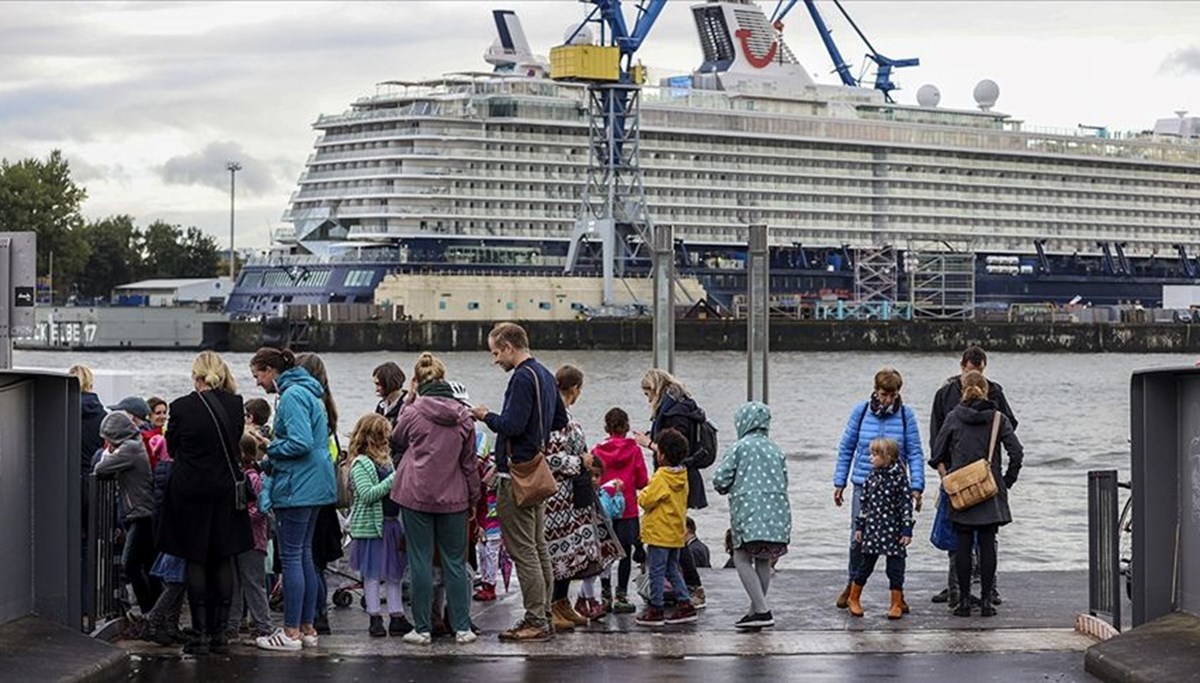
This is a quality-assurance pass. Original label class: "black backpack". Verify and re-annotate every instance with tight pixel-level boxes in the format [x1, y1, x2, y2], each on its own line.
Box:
[690, 417, 719, 469]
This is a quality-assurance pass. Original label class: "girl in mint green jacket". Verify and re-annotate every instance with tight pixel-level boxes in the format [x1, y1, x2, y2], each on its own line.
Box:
[346, 414, 408, 637]
[712, 401, 792, 630]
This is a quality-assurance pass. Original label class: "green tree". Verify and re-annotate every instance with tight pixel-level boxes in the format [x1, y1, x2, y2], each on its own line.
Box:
[76, 215, 144, 299]
[0, 150, 90, 300]
[141, 220, 221, 278]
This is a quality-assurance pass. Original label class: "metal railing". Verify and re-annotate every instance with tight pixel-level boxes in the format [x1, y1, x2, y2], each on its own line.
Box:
[85, 474, 123, 633]
[1088, 469, 1123, 631]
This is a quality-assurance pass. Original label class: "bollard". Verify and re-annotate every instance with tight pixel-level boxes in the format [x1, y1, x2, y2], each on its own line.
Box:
[747, 224, 769, 403]
[652, 224, 675, 373]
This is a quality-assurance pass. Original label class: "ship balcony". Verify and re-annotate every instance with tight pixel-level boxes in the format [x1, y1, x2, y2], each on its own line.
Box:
[271, 227, 298, 243]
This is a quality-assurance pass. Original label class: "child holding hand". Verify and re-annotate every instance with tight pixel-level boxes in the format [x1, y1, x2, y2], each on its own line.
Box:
[849, 437, 914, 619]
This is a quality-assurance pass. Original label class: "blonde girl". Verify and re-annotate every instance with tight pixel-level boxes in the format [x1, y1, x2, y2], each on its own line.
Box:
[346, 413, 409, 637]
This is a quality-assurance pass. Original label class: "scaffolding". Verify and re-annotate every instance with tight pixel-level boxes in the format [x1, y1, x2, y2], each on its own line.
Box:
[854, 245, 899, 303]
[907, 250, 976, 319]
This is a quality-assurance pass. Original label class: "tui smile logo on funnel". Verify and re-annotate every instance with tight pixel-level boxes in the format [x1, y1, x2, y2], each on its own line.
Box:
[735, 28, 778, 69]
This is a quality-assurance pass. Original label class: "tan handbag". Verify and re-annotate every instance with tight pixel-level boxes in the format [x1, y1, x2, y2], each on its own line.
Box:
[509, 368, 558, 508]
[943, 412, 1002, 511]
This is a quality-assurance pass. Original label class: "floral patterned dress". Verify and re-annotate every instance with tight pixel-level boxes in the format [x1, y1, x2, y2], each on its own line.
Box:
[544, 412, 623, 580]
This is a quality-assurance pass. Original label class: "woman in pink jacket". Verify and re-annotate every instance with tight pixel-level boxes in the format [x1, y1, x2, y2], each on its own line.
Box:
[390, 352, 481, 645]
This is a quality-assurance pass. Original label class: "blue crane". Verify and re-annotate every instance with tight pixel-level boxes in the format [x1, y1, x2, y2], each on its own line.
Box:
[563, 0, 668, 83]
[770, 0, 918, 103]
[555, 0, 669, 305]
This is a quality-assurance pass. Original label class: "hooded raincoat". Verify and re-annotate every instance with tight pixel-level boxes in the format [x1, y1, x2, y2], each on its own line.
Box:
[712, 402, 792, 549]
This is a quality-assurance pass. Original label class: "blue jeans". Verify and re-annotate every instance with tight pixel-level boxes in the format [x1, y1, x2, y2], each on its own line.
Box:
[846, 485, 863, 582]
[275, 506, 319, 629]
[646, 545, 690, 609]
[854, 553, 906, 590]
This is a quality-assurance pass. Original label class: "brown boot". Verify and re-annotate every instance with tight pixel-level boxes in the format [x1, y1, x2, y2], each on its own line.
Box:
[558, 598, 588, 627]
[836, 582, 852, 609]
[550, 600, 577, 631]
[888, 589, 905, 620]
[848, 582, 865, 617]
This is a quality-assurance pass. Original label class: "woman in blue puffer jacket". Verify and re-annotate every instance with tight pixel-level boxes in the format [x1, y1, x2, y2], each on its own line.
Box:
[247, 347, 337, 652]
[832, 367, 925, 610]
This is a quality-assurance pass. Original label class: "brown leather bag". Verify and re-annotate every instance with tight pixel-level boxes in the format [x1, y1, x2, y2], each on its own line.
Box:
[509, 367, 557, 508]
[943, 412, 1002, 511]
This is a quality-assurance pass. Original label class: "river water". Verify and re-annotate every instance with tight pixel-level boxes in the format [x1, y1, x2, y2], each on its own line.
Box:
[19, 348, 1188, 572]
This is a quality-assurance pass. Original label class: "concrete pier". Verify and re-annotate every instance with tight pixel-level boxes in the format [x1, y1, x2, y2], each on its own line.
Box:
[110, 569, 1097, 680]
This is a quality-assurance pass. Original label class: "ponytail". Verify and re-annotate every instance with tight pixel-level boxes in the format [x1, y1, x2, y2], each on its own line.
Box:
[250, 346, 296, 373]
[961, 370, 988, 402]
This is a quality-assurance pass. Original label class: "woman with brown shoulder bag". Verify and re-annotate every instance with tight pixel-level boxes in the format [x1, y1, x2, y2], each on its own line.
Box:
[929, 370, 1023, 618]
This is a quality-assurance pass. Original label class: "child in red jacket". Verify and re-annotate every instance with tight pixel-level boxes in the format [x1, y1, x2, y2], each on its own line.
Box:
[591, 407, 649, 613]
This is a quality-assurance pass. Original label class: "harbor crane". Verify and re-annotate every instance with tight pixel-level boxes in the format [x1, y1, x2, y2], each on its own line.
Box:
[770, 0, 918, 103]
[552, 0, 667, 307]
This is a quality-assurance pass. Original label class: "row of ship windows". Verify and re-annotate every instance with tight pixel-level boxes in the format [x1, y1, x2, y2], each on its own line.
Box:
[408, 217, 1196, 236]
[238, 269, 376, 290]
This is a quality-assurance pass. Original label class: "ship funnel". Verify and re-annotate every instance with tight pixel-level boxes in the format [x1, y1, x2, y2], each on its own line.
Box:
[485, 10, 535, 70]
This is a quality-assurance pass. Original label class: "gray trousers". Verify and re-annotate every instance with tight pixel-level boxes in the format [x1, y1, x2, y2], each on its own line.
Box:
[733, 549, 773, 614]
[496, 478, 552, 627]
[227, 549, 273, 635]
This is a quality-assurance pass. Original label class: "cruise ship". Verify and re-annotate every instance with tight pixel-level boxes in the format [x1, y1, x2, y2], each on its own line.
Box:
[227, 0, 1200, 318]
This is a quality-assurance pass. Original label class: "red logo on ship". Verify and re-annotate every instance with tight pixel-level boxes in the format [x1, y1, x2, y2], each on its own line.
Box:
[735, 28, 778, 69]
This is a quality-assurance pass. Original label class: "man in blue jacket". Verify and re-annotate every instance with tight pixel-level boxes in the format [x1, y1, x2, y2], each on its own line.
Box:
[471, 322, 567, 642]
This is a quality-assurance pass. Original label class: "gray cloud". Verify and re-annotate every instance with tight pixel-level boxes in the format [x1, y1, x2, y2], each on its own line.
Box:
[160, 141, 286, 196]
[1161, 46, 1200, 76]
[68, 156, 130, 184]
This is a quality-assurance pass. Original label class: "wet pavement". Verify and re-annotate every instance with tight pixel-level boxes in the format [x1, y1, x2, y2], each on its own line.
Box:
[111, 569, 1101, 681]
[125, 651, 1094, 682]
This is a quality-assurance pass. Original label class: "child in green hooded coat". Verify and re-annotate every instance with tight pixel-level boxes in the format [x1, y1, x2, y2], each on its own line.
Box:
[712, 401, 792, 630]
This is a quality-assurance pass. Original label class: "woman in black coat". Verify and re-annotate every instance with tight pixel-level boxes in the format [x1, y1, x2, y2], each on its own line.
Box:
[156, 351, 253, 654]
[929, 370, 1023, 618]
[634, 368, 708, 606]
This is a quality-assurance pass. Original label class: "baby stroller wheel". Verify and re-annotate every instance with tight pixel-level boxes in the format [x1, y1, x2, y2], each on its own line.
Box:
[332, 588, 353, 608]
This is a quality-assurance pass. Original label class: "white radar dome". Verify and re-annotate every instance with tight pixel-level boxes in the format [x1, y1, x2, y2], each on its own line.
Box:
[973, 79, 1000, 111]
[916, 84, 941, 108]
[564, 23, 594, 46]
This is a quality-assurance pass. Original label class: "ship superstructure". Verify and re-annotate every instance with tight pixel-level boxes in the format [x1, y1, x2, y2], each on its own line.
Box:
[229, 0, 1200, 317]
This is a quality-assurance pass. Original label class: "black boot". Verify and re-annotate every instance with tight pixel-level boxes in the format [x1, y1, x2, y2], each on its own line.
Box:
[388, 615, 413, 636]
[209, 632, 229, 655]
[314, 612, 331, 635]
[369, 615, 386, 637]
[182, 632, 210, 656]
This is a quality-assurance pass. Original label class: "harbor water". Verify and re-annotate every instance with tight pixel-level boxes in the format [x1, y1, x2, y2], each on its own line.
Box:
[20, 348, 1185, 573]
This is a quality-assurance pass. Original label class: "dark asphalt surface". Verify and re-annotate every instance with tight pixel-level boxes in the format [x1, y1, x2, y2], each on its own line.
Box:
[123, 651, 1096, 682]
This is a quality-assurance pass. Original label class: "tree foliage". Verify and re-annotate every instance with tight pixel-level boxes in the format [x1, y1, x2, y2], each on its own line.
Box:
[0, 150, 90, 290]
[0, 150, 226, 302]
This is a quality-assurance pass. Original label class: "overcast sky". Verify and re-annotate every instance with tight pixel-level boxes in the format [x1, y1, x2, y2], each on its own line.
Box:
[2, 1, 1198, 249]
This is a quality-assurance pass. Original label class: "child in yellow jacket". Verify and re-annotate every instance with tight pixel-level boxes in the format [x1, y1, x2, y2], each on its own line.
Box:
[635, 428, 697, 627]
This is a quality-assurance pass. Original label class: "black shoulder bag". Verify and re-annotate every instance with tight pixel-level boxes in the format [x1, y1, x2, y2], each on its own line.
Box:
[197, 391, 254, 511]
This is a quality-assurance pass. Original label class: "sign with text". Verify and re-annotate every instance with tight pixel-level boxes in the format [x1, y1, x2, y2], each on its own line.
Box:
[0, 233, 37, 338]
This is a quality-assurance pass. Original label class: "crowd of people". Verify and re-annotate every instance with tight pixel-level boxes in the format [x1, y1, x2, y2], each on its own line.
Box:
[79, 321, 1023, 653]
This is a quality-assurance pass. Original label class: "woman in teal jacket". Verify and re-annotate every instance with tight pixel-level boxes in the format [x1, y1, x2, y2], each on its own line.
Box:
[248, 347, 336, 652]
[713, 401, 792, 630]
[831, 367, 925, 611]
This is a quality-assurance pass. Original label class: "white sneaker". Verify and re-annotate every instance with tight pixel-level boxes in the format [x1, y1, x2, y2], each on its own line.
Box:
[403, 630, 431, 645]
[300, 633, 319, 648]
[455, 630, 477, 644]
[256, 628, 302, 652]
